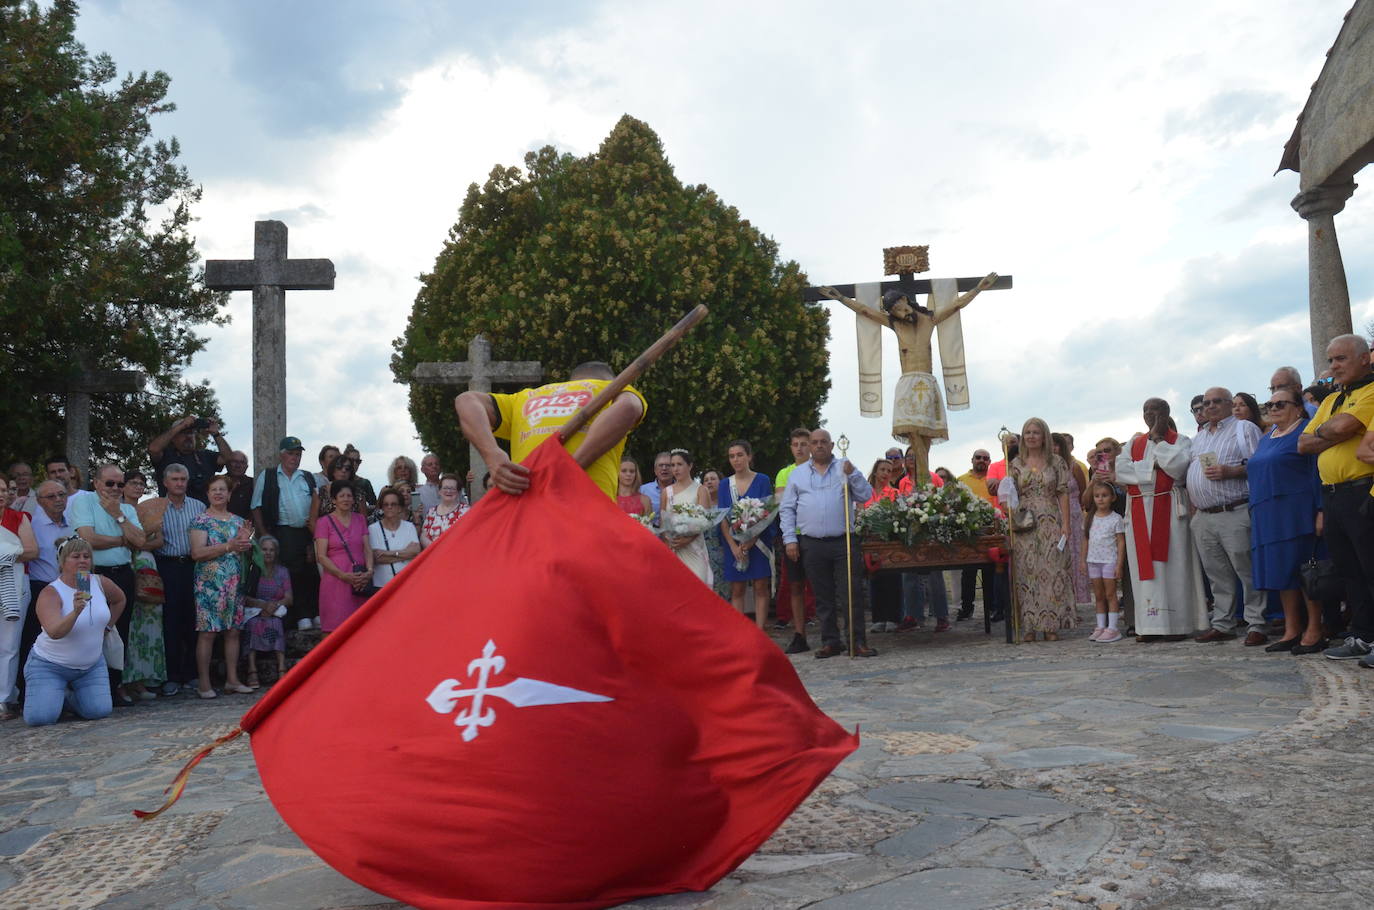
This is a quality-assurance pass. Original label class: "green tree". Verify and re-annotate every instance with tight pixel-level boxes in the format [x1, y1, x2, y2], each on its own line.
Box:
[0, 0, 225, 477]
[393, 115, 830, 476]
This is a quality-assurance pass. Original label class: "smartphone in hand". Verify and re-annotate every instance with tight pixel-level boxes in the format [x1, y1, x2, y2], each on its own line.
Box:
[76, 569, 90, 594]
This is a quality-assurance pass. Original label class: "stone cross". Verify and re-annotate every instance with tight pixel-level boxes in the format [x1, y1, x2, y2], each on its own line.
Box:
[412, 335, 542, 499]
[804, 254, 1012, 480]
[64, 369, 146, 482]
[204, 221, 335, 474]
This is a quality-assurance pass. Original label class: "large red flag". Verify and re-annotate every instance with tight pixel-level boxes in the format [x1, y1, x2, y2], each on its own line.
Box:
[239, 437, 857, 909]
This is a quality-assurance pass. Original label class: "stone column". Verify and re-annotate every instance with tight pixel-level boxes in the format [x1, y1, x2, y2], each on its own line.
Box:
[464, 335, 493, 499]
[252, 223, 289, 476]
[65, 389, 91, 484]
[1292, 179, 1357, 374]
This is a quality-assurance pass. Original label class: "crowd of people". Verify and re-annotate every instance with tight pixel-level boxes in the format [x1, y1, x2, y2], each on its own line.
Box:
[609, 334, 1374, 664]
[0, 417, 481, 725]
[4, 333, 1374, 725]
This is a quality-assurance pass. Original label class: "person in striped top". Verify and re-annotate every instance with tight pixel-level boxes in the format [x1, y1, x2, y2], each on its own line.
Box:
[1188, 387, 1267, 645]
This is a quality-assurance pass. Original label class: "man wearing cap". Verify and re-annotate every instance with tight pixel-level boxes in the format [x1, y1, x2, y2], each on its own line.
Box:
[252, 437, 319, 630]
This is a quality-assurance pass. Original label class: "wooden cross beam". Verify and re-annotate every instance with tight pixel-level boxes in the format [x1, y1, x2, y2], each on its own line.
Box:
[205, 220, 335, 474]
[412, 335, 543, 500]
[801, 274, 1013, 302]
[64, 369, 147, 482]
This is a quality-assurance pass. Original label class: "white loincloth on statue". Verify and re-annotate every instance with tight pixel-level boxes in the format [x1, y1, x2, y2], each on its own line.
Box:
[892, 371, 948, 444]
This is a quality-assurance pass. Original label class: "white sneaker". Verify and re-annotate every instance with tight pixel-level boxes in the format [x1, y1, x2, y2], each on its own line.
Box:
[1088, 628, 1104, 641]
[869, 622, 886, 634]
[311, 617, 322, 630]
[296, 618, 313, 631]
[884, 622, 900, 632]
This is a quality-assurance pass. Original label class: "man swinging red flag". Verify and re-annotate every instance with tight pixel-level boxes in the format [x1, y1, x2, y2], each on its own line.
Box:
[140, 309, 858, 909]
[239, 436, 856, 909]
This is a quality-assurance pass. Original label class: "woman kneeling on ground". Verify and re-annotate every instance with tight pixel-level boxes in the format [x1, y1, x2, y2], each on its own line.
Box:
[24, 538, 125, 726]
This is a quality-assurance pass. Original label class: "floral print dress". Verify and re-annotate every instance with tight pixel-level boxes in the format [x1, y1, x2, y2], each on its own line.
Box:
[191, 512, 247, 632]
[1008, 456, 1077, 633]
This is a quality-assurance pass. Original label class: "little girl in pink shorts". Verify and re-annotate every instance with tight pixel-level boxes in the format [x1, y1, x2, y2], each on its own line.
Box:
[1083, 481, 1127, 642]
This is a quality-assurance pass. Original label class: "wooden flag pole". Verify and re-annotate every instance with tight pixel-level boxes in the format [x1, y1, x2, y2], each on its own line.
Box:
[559, 305, 709, 442]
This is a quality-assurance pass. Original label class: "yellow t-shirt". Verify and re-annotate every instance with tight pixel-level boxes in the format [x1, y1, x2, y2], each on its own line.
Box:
[1303, 381, 1374, 485]
[491, 379, 647, 497]
[957, 471, 997, 507]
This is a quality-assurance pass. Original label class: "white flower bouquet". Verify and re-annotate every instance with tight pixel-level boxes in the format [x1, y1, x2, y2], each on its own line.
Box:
[724, 495, 779, 571]
[663, 502, 726, 539]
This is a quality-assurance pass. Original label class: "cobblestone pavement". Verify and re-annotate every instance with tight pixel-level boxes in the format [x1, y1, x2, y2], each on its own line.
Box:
[2, 616, 1372, 910]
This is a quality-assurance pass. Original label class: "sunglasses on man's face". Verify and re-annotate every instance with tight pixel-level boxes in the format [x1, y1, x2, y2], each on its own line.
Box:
[102, 480, 125, 489]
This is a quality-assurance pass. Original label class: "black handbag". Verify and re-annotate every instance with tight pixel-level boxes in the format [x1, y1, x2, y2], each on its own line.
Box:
[1300, 552, 1343, 603]
[327, 515, 381, 599]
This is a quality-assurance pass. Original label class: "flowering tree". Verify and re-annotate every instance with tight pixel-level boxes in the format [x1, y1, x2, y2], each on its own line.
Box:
[392, 115, 830, 477]
[0, 0, 224, 472]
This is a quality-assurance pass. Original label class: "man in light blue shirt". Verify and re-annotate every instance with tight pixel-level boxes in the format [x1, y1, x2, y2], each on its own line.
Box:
[638, 451, 674, 524]
[71, 463, 145, 700]
[780, 429, 875, 658]
[251, 437, 319, 630]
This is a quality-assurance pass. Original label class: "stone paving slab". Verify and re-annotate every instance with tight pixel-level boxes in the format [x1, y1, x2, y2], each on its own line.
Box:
[0, 618, 1370, 909]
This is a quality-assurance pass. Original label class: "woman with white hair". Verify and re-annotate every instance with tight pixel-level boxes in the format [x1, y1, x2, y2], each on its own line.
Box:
[23, 538, 125, 725]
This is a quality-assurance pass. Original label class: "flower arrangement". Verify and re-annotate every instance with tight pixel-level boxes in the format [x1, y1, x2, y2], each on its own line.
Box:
[723, 495, 779, 571]
[628, 511, 655, 531]
[854, 482, 1002, 547]
[664, 502, 725, 538]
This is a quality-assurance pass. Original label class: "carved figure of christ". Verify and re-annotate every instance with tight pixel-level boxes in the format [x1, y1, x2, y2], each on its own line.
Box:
[817, 273, 998, 481]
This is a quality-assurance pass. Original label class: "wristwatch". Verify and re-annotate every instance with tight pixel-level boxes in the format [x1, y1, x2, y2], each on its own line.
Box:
[115, 514, 127, 525]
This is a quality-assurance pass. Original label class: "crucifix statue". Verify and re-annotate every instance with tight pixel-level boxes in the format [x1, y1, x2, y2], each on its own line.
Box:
[63, 367, 146, 482]
[204, 220, 335, 474]
[412, 335, 542, 500]
[805, 246, 1011, 482]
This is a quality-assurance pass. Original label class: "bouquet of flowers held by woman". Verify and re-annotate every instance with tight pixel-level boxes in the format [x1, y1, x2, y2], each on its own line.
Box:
[855, 481, 1002, 547]
[724, 495, 780, 572]
[663, 502, 726, 540]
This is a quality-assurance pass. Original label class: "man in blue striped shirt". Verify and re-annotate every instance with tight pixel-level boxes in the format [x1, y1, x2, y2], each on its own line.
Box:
[155, 463, 206, 696]
[780, 429, 876, 658]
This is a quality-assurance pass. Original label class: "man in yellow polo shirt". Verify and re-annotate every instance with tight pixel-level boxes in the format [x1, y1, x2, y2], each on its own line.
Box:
[1298, 334, 1374, 663]
[956, 448, 1001, 622]
[455, 362, 646, 498]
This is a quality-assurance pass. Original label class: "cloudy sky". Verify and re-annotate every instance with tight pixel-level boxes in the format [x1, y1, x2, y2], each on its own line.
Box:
[75, 0, 1373, 478]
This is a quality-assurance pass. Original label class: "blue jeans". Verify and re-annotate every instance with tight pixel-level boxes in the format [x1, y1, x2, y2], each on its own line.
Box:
[23, 653, 111, 726]
[902, 572, 949, 622]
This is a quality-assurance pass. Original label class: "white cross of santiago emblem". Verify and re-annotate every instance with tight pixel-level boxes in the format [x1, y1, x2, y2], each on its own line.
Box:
[425, 640, 613, 741]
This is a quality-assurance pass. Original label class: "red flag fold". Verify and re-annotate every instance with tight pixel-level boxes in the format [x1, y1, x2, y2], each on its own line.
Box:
[240, 437, 857, 909]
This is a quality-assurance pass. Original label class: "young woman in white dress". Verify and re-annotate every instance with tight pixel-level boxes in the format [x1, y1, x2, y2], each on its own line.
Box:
[660, 449, 714, 586]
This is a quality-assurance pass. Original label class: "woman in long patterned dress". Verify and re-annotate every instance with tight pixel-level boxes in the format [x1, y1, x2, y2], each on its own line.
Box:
[189, 476, 252, 698]
[1009, 418, 1076, 641]
[243, 534, 291, 686]
[1053, 434, 1092, 606]
[661, 449, 714, 586]
[121, 472, 165, 701]
[699, 469, 732, 601]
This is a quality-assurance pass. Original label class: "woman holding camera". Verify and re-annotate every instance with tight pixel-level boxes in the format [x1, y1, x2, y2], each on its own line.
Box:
[315, 481, 372, 633]
[23, 538, 125, 725]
